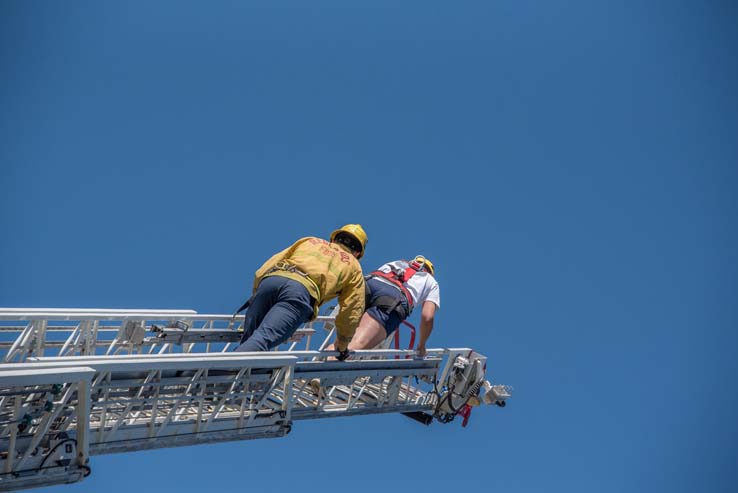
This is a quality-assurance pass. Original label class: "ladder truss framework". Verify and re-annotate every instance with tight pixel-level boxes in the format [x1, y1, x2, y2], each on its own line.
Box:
[0, 309, 511, 491]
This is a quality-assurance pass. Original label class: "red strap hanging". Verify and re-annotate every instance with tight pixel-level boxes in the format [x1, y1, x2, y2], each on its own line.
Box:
[459, 404, 473, 428]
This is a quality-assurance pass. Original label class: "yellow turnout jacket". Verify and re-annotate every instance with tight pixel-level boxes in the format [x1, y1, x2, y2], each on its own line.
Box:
[253, 237, 365, 348]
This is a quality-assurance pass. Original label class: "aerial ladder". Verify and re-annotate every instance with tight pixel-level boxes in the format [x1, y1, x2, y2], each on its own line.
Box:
[0, 307, 512, 491]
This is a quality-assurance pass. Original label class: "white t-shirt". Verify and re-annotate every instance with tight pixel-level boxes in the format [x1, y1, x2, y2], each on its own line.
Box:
[374, 260, 441, 309]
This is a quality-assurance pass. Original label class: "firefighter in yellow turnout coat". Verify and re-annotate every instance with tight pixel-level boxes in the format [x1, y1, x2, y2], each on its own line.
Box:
[235, 225, 367, 356]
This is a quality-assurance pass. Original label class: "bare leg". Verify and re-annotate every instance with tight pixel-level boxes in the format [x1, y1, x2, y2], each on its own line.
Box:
[348, 313, 389, 350]
[324, 312, 389, 352]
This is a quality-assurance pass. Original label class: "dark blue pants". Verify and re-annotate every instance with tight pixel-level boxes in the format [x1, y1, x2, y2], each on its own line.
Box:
[235, 276, 314, 352]
[365, 278, 410, 335]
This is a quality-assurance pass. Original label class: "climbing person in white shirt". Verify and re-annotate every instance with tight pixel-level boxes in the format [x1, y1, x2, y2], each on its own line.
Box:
[325, 256, 440, 358]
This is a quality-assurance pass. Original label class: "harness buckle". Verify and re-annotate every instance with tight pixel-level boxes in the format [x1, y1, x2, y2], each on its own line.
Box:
[269, 261, 322, 307]
[272, 261, 306, 276]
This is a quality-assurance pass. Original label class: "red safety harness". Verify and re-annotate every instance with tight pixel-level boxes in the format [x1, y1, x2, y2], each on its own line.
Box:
[369, 259, 425, 313]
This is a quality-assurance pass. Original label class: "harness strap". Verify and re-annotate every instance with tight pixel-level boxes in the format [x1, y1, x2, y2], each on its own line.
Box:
[233, 261, 321, 320]
[372, 294, 410, 320]
[233, 295, 253, 318]
[369, 270, 415, 312]
[402, 263, 421, 283]
[267, 261, 322, 302]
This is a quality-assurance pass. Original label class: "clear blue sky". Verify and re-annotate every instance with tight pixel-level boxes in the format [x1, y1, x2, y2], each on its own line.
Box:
[1, 1, 737, 492]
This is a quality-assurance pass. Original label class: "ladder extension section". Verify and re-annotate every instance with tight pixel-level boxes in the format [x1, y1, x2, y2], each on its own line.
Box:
[0, 307, 421, 362]
[0, 309, 511, 491]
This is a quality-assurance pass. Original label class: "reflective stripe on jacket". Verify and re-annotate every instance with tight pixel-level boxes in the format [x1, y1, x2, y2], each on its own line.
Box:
[252, 237, 365, 347]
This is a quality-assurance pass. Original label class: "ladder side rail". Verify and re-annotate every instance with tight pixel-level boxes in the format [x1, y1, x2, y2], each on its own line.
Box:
[0, 355, 299, 374]
[0, 310, 198, 320]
